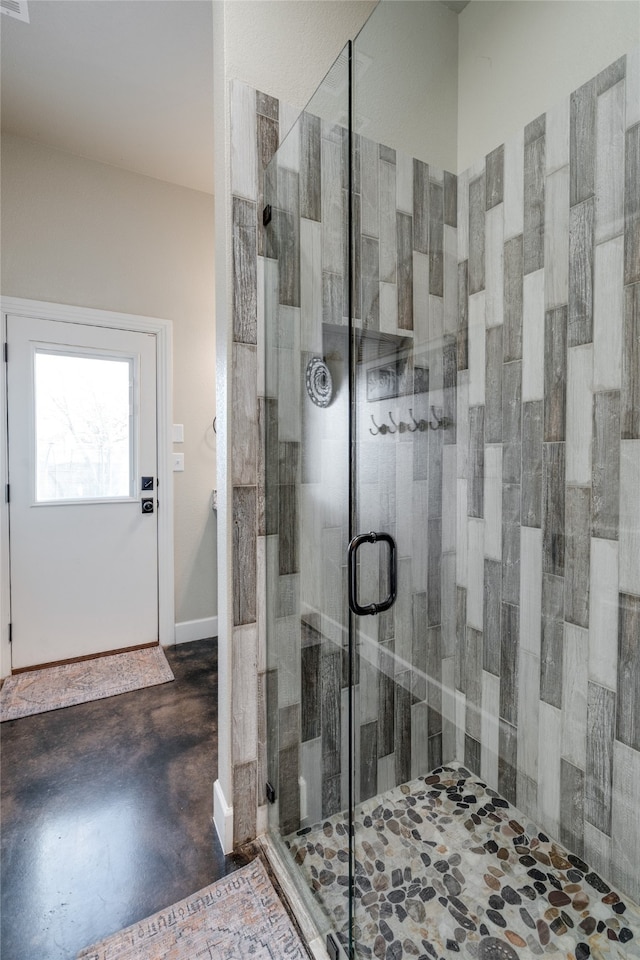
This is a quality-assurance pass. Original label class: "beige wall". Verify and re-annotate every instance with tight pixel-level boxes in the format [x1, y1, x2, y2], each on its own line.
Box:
[1, 134, 217, 627]
[458, 0, 640, 171]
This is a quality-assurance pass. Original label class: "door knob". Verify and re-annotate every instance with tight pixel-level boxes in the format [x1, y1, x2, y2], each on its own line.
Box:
[141, 498, 154, 514]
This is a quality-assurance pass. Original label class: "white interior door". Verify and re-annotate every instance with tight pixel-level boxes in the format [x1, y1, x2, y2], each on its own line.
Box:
[7, 314, 159, 669]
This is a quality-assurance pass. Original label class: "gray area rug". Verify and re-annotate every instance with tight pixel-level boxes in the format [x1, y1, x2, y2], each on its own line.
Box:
[0, 646, 174, 721]
[77, 858, 309, 959]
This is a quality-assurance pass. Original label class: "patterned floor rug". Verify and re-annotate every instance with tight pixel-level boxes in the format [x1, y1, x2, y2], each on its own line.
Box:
[77, 858, 309, 960]
[286, 764, 640, 960]
[0, 646, 174, 721]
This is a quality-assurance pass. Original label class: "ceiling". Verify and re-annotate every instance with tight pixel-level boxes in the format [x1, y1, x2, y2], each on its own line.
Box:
[0, 0, 215, 194]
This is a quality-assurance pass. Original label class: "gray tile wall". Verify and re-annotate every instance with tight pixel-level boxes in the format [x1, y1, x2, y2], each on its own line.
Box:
[455, 49, 640, 904]
[266, 124, 458, 823]
[347, 136, 459, 808]
[228, 46, 640, 905]
[229, 82, 281, 846]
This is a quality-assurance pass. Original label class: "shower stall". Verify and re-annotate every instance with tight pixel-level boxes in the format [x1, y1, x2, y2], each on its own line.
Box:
[261, 3, 640, 957]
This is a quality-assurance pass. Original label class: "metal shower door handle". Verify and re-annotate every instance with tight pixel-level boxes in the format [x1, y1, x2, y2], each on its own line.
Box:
[347, 531, 397, 616]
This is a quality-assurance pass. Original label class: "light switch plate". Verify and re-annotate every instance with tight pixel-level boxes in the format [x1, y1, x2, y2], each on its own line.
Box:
[172, 424, 184, 443]
[173, 453, 185, 472]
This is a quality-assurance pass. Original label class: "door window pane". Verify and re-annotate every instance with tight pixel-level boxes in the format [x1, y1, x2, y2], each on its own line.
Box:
[35, 350, 133, 501]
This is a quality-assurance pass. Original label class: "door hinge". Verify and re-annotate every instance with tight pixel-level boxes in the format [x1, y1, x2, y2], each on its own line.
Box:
[263, 204, 272, 227]
[8, 623, 12, 644]
[3, 342, 7, 362]
[5, 484, 9, 503]
[326, 933, 350, 960]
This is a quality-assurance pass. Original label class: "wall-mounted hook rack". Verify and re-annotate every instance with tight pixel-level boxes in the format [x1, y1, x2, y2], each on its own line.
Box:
[369, 406, 453, 437]
[367, 406, 454, 437]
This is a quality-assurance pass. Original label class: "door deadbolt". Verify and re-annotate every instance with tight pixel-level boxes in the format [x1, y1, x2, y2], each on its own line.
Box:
[141, 498, 154, 514]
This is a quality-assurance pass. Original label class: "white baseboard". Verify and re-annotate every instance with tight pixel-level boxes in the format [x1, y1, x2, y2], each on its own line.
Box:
[213, 778, 234, 854]
[173, 616, 218, 645]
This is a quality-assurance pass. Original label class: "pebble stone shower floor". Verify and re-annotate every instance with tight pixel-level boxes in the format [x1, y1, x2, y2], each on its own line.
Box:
[286, 765, 639, 960]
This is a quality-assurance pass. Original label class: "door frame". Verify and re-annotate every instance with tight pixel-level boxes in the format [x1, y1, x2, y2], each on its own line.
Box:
[0, 297, 174, 678]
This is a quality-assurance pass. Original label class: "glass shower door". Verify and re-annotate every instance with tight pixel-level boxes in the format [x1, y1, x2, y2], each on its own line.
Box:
[347, 7, 460, 956]
[263, 44, 355, 953]
[265, 6, 640, 958]
[264, 21, 456, 956]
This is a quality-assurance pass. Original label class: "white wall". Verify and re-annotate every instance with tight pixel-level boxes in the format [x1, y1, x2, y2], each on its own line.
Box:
[228, 0, 640, 180]
[353, 0, 459, 171]
[224, 0, 459, 171]
[230, 0, 640, 178]
[224, 0, 377, 111]
[213, 0, 232, 834]
[1, 134, 217, 630]
[458, 0, 640, 171]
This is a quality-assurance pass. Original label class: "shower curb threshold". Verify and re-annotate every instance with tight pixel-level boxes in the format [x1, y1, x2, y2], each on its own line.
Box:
[255, 833, 332, 960]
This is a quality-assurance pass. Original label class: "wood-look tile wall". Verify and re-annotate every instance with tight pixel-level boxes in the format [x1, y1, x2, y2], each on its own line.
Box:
[230, 80, 280, 846]
[454, 49, 640, 904]
[265, 120, 458, 830]
[350, 139, 458, 812]
[230, 76, 459, 839]
[228, 47, 640, 905]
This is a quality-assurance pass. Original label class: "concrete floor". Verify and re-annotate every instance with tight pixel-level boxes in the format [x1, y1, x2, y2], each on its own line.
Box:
[0, 638, 247, 960]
